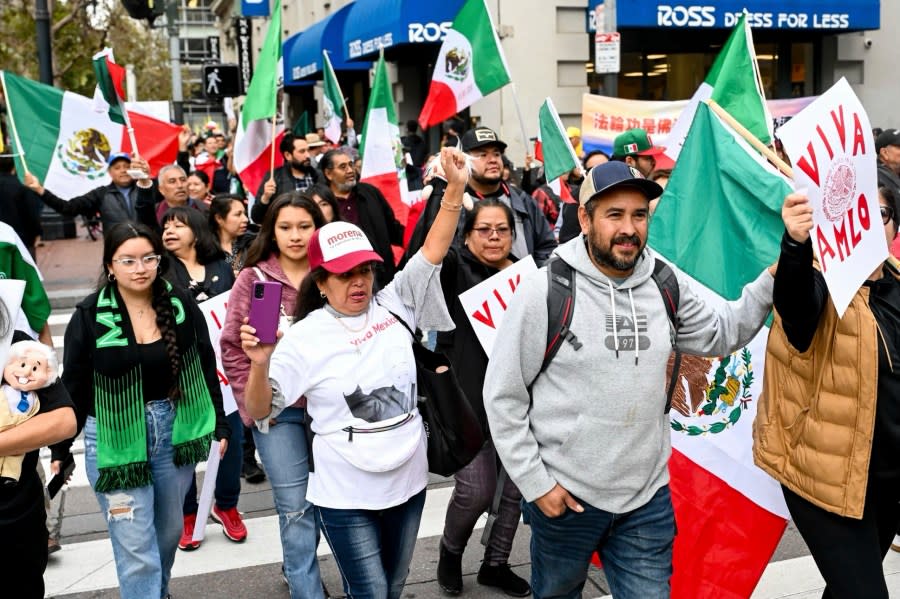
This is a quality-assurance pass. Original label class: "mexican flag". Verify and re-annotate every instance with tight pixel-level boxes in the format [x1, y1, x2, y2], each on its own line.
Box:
[92, 48, 128, 126]
[360, 52, 408, 225]
[649, 101, 792, 598]
[1, 71, 181, 198]
[234, 0, 285, 198]
[536, 97, 579, 182]
[417, 0, 511, 130]
[664, 14, 772, 161]
[0, 222, 49, 334]
[322, 51, 345, 144]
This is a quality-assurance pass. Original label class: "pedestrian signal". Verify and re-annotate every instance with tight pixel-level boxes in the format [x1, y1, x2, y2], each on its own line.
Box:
[202, 64, 241, 99]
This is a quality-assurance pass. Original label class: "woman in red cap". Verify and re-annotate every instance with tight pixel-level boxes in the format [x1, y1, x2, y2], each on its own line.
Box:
[240, 148, 468, 598]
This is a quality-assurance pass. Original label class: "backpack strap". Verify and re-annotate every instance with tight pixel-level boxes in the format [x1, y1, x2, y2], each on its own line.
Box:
[650, 260, 681, 414]
[541, 257, 581, 374]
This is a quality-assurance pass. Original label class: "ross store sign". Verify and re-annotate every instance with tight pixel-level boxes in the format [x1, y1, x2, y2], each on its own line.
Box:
[587, 0, 879, 31]
[408, 22, 452, 43]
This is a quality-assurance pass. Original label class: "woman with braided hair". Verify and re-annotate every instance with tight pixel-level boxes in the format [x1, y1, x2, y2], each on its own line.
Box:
[53, 223, 230, 599]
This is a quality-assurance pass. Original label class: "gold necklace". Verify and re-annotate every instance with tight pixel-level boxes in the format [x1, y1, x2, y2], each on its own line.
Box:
[331, 310, 370, 354]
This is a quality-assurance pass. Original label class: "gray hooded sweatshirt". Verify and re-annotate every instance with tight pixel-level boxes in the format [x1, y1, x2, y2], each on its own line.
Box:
[483, 235, 774, 513]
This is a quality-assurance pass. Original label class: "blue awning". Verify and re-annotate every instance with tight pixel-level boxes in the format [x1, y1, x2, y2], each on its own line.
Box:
[283, 3, 371, 84]
[342, 0, 466, 62]
[587, 0, 880, 32]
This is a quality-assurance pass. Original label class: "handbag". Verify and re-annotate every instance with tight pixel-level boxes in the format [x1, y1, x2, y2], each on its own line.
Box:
[390, 312, 485, 476]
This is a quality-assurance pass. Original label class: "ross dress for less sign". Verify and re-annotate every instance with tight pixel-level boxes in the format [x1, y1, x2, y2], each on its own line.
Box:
[459, 256, 536, 357]
[777, 77, 886, 317]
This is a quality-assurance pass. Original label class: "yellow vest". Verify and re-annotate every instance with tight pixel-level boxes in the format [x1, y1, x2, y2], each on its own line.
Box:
[753, 285, 879, 519]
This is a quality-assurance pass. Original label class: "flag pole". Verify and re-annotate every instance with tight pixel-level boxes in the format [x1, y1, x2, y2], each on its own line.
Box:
[0, 71, 30, 175]
[269, 89, 278, 177]
[508, 83, 530, 157]
[324, 51, 352, 125]
[119, 99, 140, 158]
[705, 99, 794, 179]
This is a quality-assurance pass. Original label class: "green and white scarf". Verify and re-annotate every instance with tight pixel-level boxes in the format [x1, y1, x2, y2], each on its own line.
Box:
[92, 283, 215, 493]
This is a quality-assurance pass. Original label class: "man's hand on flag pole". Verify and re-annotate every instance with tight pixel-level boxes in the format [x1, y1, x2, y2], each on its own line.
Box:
[23, 172, 44, 196]
[782, 192, 814, 244]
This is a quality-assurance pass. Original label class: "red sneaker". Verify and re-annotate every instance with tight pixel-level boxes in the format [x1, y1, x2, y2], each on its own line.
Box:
[211, 505, 247, 542]
[178, 513, 201, 551]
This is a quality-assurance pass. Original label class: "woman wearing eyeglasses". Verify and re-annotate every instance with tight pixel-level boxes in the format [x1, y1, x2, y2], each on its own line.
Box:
[55, 223, 230, 599]
[435, 198, 530, 597]
[754, 186, 900, 598]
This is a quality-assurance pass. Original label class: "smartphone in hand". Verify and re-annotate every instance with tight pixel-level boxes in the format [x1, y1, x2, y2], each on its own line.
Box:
[47, 453, 76, 500]
[249, 281, 282, 344]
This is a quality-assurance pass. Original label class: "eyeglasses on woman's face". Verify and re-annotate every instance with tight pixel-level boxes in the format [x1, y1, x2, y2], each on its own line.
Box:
[471, 226, 512, 239]
[112, 254, 162, 271]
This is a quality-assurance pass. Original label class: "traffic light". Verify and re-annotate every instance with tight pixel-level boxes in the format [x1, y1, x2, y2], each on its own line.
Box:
[121, 0, 165, 25]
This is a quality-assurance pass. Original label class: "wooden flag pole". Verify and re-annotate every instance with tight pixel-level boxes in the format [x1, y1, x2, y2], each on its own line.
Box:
[705, 99, 794, 179]
[269, 112, 277, 175]
[0, 71, 30, 175]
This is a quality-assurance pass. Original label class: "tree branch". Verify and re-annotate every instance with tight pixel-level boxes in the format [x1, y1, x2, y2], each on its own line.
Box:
[54, 57, 78, 81]
[51, 0, 88, 36]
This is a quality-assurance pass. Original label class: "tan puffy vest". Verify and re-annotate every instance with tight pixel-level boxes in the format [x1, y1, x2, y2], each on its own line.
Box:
[753, 286, 878, 519]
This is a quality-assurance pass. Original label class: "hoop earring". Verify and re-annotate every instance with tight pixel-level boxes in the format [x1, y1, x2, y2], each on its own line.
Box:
[319, 291, 326, 298]
[107, 272, 116, 282]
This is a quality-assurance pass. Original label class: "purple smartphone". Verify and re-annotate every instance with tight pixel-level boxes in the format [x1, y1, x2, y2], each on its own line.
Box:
[249, 281, 283, 344]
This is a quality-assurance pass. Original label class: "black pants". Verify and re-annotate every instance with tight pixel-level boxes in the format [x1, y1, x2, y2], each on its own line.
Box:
[782, 475, 900, 599]
[1, 506, 49, 599]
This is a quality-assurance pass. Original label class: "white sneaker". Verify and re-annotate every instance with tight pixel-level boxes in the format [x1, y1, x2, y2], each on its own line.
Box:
[892, 534, 900, 552]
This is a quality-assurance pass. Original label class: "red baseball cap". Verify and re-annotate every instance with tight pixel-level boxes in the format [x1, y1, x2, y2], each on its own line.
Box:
[307, 222, 383, 273]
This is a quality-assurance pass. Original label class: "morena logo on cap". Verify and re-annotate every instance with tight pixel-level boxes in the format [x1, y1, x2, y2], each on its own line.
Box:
[326, 228, 365, 248]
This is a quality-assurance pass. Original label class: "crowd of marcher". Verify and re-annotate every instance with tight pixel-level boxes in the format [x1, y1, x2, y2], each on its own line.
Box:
[0, 112, 899, 599]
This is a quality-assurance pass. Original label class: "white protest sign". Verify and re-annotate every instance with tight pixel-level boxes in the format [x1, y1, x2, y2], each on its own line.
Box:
[776, 78, 885, 317]
[459, 256, 537, 356]
[191, 440, 221, 542]
[198, 291, 237, 415]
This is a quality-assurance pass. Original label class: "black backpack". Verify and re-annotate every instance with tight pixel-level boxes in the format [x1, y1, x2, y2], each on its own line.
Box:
[540, 256, 682, 413]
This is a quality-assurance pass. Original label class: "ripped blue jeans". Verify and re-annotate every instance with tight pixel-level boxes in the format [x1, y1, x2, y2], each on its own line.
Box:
[253, 407, 324, 599]
[84, 401, 194, 599]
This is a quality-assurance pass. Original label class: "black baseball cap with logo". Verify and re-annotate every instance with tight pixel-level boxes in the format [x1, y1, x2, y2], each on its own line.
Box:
[461, 127, 508, 153]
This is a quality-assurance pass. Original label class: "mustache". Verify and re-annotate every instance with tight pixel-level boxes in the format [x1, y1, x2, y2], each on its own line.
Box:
[611, 234, 641, 245]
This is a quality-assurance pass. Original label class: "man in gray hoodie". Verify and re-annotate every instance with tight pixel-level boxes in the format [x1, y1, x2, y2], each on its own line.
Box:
[483, 161, 775, 599]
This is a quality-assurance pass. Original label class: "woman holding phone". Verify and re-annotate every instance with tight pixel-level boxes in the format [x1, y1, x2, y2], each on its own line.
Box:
[220, 192, 326, 598]
[239, 148, 468, 598]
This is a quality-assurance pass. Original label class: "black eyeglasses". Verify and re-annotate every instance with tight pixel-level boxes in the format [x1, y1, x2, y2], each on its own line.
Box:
[471, 226, 512, 239]
[881, 205, 895, 226]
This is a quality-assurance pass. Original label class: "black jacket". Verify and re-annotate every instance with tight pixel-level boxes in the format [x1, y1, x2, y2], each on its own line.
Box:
[250, 166, 319, 224]
[436, 247, 514, 434]
[0, 173, 42, 249]
[350, 182, 404, 288]
[878, 161, 900, 198]
[41, 182, 157, 235]
[404, 179, 557, 267]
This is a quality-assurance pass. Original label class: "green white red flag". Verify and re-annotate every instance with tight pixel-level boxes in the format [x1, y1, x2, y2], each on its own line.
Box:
[234, 0, 285, 196]
[665, 13, 772, 161]
[1, 71, 181, 198]
[650, 101, 792, 598]
[322, 51, 345, 144]
[536, 97, 579, 182]
[92, 48, 128, 126]
[418, 0, 511, 130]
[360, 52, 409, 225]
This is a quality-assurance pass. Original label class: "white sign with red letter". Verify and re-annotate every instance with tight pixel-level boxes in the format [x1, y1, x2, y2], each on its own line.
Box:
[198, 291, 237, 415]
[777, 77, 885, 317]
[459, 256, 536, 356]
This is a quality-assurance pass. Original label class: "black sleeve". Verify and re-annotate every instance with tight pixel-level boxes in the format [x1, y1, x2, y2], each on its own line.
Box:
[186, 295, 230, 442]
[773, 231, 829, 353]
[176, 151, 192, 176]
[520, 168, 535, 195]
[40, 187, 101, 219]
[134, 185, 161, 232]
[558, 204, 581, 244]
[51, 306, 94, 460]
[520, 191, 558, 266]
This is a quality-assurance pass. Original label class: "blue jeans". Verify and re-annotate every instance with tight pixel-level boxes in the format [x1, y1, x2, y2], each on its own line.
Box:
[317, 488, 426, 599]
[521, 484, 675, 599]
[84, 401, 194, 599]
[253, 407, 323, 599]
[184, 411, 244, 513]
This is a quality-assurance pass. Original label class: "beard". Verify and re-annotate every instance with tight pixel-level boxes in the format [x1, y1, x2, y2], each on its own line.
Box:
[335, 179, 355, 193]
[471, 169, 502, 188]
[587, 229, 644, 273]
[290, 158, 313, 174]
